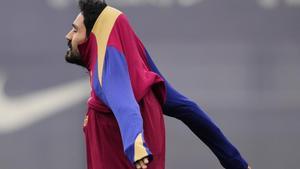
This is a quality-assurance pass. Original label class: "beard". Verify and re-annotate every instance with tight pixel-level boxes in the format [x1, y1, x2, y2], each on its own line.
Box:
[65, 41, 85, 67]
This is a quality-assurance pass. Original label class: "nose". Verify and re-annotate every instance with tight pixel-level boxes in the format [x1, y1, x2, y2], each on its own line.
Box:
[65, 30, 73, 40]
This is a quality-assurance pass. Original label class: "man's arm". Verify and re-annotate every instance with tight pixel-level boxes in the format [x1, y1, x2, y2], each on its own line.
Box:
[142, 48, 250, 169]
[91, 46, 153, 167]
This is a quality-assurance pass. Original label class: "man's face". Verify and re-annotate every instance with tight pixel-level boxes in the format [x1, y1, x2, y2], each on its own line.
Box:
[65, 13, 87, 66]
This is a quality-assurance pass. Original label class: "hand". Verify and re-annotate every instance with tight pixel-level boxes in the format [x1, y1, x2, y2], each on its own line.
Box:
[248, 165, 252, 169]
[135, 157, 149, 169]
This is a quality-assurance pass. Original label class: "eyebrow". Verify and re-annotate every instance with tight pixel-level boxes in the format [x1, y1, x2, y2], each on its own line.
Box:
[72, 23, 79, 30]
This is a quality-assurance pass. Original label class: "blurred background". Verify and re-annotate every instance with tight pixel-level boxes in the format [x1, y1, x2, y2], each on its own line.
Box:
[0, 0, 299, 168]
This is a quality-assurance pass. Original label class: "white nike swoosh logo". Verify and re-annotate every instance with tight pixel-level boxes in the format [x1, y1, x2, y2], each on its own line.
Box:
[0, 72, 90, 134]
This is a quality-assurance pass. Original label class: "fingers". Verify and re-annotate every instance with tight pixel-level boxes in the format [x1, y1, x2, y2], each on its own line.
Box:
[135, 157, 149, 169]
[139, 160, 147, 169]
[143, 158, 149, 164]
[135, 163, 141, 169]
[135, 161, 146, 169]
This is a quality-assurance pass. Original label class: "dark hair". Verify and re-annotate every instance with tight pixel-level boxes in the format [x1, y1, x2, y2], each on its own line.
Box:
[78, 0, 107, 37]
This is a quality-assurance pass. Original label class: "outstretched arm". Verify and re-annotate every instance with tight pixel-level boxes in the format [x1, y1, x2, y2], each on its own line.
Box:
[143, 48, 250, 169]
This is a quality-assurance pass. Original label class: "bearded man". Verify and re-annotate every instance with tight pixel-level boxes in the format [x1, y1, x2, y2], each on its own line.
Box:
[65, 0, 251, 169]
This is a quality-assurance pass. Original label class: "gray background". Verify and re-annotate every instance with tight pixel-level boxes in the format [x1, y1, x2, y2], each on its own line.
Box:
[0, 0, 299, 168]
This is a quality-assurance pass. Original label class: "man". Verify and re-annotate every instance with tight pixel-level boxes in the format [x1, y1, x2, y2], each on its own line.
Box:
[65, 0, 251, 169]
[66, 1, 166, 169]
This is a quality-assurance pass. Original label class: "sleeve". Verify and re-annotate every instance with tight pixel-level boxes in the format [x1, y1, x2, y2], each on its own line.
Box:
[92, 45, 153, 165]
